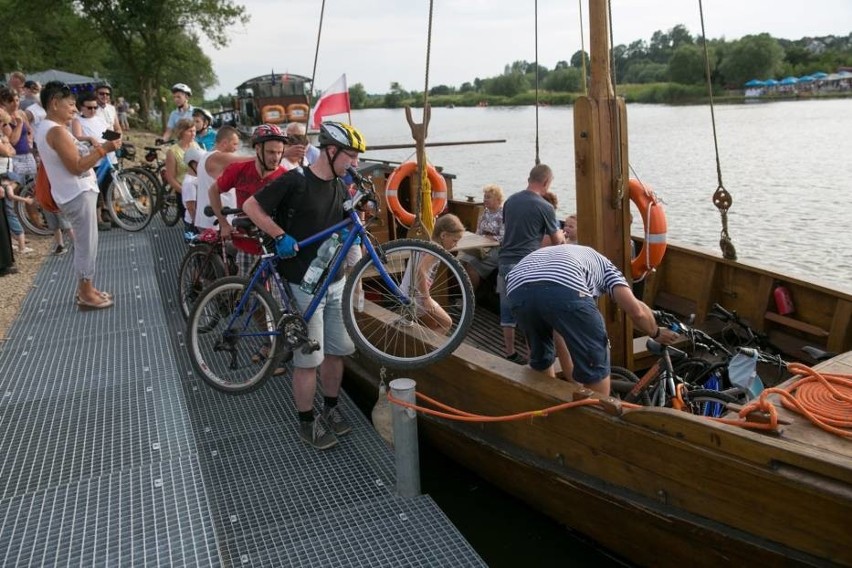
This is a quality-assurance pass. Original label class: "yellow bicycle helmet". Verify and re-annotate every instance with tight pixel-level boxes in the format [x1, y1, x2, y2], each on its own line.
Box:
[318, 121, 367, 153]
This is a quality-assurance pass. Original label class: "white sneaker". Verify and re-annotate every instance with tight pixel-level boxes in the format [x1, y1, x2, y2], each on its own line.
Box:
[18, 246, 34, 254]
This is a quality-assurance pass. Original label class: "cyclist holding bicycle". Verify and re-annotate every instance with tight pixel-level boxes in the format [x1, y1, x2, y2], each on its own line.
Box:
[242, 121, 366, 450]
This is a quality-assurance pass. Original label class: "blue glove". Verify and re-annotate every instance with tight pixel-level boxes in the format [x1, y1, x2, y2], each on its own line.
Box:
[275, 234, 299, 258]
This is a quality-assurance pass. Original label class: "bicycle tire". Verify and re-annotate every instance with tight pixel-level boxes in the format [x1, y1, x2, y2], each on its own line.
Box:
[178, 244, 227, 319]
[159, 187, 182, 227]
[105, 171, 154, 231]
[186, 276, 282, 393]
[673, 357, 713, 385]
[684, 388, 742, 417]
[123, 166, 163, 199]
[342, 238, 475, 369]
[15, 179, 53, 236]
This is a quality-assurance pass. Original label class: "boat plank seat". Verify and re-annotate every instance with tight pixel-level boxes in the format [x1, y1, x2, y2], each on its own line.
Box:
[463, 305, 526, 359]
[764, 311, 830, 338]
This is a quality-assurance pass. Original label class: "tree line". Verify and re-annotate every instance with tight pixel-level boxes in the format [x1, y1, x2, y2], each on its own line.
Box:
[350, 26, 852, 108]
[4, 1, 851, 116]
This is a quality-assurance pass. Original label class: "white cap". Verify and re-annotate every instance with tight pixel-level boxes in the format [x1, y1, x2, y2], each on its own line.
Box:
[184, 147, 206, 167]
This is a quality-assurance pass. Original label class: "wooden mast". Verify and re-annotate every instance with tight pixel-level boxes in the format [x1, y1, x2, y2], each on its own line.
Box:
[573, 0, 633, 367]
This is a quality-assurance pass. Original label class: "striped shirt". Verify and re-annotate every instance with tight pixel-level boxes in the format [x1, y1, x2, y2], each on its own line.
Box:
[505, 244, 628, 298]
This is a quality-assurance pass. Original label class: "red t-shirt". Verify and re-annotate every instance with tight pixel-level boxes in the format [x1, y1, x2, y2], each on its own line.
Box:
[216, 161, 287, 206]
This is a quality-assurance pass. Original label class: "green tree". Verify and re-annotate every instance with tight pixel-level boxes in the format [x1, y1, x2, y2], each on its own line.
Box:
[668, 44, 711, 85]
[623, 61, 668, 84]
[718, 34, 784, 86]
[570, 50, 590, 69]
[349, 83, 367, 109]
[429, 84, 453, 96]
[485, 73, 529, 97]
[543, 67, 583, 92]
[459, 82, 474, 93]
[76, 0, 248, 125]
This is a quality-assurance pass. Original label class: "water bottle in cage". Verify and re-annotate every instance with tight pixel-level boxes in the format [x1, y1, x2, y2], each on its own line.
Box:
[300, 233, 341, 294]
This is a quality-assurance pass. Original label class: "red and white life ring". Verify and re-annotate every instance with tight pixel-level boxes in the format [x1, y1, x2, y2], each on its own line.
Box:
[385, 162, 448, 227]
[629, 178, 667, 280]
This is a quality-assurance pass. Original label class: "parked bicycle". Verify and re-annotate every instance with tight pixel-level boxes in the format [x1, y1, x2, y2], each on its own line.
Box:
[13, 174, 53, 236]
[94, 152, 154, 231]
[122, 142, 182, 226]
[610, 310, 740, 416]
[185, 168, 475, 393]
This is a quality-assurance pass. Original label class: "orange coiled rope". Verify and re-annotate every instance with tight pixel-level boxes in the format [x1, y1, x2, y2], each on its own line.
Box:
[386, 390, 601, 423]
[726, 362, 852, 437]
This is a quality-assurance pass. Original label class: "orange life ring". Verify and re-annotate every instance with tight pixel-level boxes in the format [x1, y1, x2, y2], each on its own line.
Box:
[629, 178, 667, 280]
[385, 162, 448, 227]
[287, 104, 310, 123]
[261, 105, 286, 124]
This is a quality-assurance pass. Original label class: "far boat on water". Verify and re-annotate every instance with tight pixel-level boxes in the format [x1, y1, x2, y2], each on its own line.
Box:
[338, 0, 852, 566]
[231, 72, 312, 137]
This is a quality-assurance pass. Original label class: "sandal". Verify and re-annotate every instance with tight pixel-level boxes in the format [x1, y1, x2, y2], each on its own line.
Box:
[77, 295, 114, 310]
[75, 291, 113, 303]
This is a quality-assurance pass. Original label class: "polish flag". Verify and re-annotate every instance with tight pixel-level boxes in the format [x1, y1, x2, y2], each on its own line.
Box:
[309, 74, 350, 129]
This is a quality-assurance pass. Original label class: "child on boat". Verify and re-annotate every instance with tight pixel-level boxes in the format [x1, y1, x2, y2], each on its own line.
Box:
[458, 184, 504, 291]
[402, 213, 465, 333]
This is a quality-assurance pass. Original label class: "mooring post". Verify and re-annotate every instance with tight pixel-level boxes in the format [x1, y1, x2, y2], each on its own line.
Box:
[390, 378, 421, 497]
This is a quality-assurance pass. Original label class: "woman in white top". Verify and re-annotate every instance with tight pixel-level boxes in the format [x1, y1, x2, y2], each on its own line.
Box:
[35, 81, 121, 310]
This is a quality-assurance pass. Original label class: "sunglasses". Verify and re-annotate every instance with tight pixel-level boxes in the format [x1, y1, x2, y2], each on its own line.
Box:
[97, 91, 110, 96]
[84, 105, 99, 110]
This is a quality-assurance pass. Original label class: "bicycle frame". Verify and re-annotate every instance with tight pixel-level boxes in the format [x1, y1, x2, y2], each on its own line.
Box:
[222, 188, 412, 338]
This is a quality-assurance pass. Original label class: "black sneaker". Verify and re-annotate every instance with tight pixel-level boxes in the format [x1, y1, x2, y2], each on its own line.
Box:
[504, 352, 528, 365]
[298, 418, 338, 450]
[322, 405, 352, 436]
[53, 244, 68, 256]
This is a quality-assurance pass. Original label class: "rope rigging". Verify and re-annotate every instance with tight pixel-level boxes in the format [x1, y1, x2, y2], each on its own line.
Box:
[534, 0, 541, 165]
[698, 0, 737, 260]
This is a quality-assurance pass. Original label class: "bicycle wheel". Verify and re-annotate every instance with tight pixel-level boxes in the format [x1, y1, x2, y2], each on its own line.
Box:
[159, 186, 182, 227]
[123, 166, 162, 199]
[673, 357, 713, 385]
[342, 238, 474, 369]
[105, 171, 154, 231]
[187, 276, 283, 393]
[178, 243, 227, 319]
[609, 366, 652, 405]
[15, 179, 53, 236]
[684, 388, 742, 417]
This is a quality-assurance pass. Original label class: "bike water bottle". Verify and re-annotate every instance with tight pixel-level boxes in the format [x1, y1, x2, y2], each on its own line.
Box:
[773, 284, 795, 315]
[300, 233, 341, 294]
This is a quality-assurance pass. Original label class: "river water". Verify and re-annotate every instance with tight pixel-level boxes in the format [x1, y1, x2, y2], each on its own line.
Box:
[345, 99, 850, 565]
[353, 99, 852, 293]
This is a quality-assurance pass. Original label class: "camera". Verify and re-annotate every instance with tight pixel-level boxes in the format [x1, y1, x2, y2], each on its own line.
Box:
[102, 129, 121, 141]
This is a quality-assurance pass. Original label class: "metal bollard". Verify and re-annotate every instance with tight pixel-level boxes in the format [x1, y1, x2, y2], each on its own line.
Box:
[390, 378, 420, 497]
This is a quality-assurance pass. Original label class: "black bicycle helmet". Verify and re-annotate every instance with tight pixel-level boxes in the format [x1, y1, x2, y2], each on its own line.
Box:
[318, 121, 366, 153]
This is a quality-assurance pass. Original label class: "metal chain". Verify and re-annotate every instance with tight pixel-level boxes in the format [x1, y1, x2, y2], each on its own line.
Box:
[699, 0, 737, 260]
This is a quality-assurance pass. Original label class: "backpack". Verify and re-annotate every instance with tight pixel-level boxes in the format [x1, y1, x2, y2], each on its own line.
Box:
[34, 162, 59, 213]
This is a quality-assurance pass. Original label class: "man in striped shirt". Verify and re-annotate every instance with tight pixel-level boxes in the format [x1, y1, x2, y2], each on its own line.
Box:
[506, 245, 679, 395]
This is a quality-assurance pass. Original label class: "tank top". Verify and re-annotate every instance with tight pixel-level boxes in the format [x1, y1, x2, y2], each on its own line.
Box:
[194, 151, 236, 229]
[34, 120, 98, 205]
[12, 120, 30, 155]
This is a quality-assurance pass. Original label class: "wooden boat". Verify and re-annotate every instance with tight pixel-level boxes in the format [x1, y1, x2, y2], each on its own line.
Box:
[232, 72, 312, 135]
[342, 1, 852, 565]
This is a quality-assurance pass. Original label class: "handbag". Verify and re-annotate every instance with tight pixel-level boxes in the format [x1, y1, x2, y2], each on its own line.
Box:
[34, 162, 59, 213]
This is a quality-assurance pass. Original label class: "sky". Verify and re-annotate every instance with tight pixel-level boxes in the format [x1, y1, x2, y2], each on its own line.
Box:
[201, 0, 852, 99]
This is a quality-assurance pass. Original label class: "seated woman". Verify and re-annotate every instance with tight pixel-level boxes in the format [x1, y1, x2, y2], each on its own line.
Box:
[458, 184, 504, 291]
[401, 214, 465, 333]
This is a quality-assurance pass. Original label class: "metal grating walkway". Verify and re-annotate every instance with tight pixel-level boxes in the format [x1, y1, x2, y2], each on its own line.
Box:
[0, 220, 484, 567]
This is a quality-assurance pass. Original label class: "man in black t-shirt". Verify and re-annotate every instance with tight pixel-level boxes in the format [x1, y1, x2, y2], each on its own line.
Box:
[244, 122, 367, 450]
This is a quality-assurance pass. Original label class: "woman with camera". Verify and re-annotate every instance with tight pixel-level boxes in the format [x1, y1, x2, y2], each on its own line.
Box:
[35, 81, 122, 310]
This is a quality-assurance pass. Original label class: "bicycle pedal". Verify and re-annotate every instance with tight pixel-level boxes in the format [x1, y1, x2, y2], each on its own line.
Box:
[301, 340, 320, 354]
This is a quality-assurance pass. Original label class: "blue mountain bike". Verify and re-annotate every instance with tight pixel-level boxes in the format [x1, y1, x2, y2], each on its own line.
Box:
[185, 170, 475, 393]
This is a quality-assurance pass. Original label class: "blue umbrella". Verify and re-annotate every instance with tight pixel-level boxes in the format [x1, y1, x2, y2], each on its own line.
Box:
[764, 79, 779, 86]
[811, 71, 828, 79]
[798, 75, 815, 83]
[744, 79, 764, 87]
[780, 76, 799, 85]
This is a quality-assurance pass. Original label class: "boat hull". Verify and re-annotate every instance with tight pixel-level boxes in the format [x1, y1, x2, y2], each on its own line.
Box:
[345, 345, 852, 567]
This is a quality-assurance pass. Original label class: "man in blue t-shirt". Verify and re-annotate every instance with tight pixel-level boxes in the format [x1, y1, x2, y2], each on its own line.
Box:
[497, 163, 565, 364]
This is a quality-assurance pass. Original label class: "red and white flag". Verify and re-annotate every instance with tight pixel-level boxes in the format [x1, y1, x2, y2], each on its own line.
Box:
[309, 74, 350, 129]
